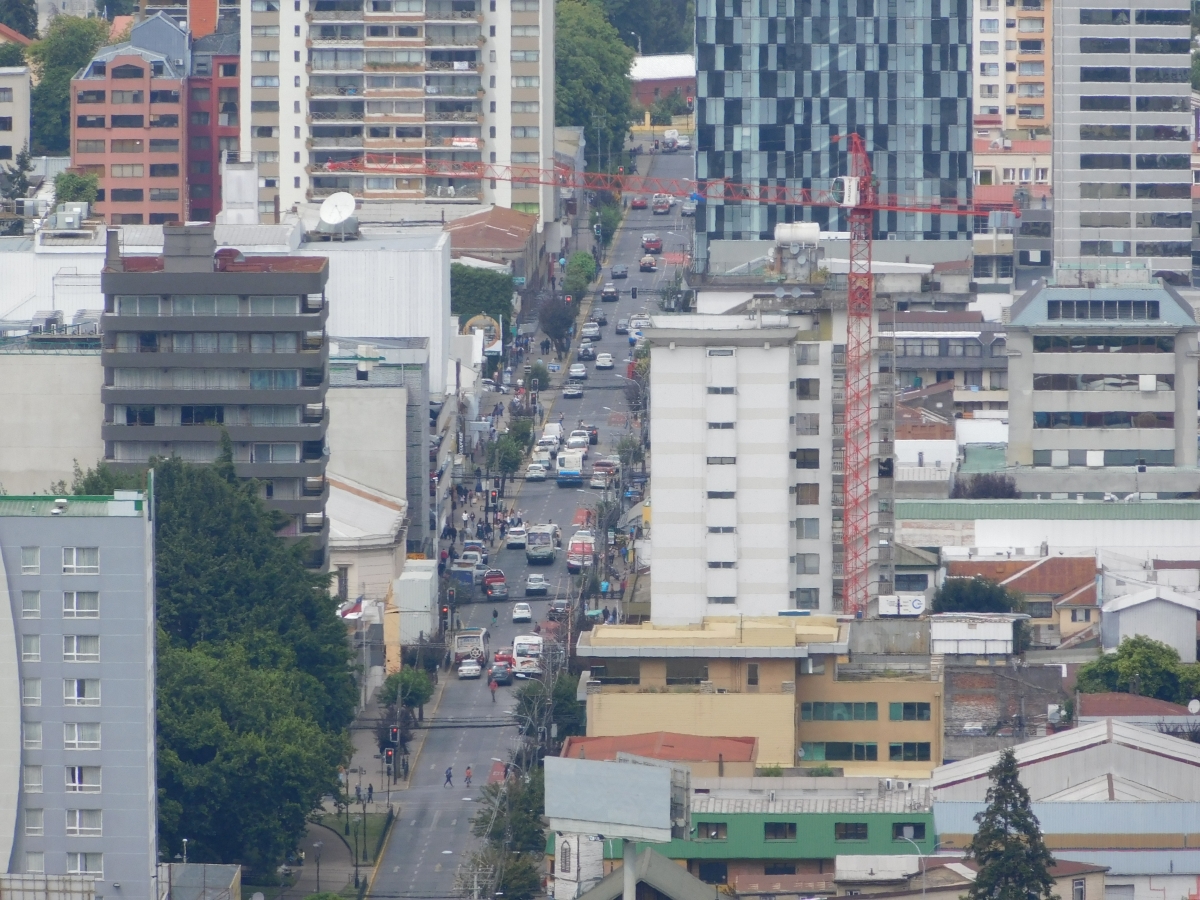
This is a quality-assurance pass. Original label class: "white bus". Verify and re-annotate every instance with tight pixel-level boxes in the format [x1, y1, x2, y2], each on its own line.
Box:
[512, 634, 544, 678]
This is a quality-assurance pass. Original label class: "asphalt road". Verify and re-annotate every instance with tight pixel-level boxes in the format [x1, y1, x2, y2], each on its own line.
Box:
[368, 145, 694, 900]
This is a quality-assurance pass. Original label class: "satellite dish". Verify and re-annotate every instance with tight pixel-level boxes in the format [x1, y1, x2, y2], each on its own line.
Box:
[1188, 699, 1199, 715]
[320, 191, 356, 225]
[253, 893, 265, 900]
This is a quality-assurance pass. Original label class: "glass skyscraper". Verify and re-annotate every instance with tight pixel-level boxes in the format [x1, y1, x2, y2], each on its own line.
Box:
[694, 0, 973, 262]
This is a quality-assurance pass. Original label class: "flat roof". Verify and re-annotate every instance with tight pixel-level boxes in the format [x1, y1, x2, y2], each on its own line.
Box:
[629, 53, 695, 82]
[0, 494, 144, 517]
[897, 499, 1200, 521]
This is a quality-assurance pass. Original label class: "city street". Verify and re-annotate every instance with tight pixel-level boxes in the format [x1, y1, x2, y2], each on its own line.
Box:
[368, 142, 694, 900]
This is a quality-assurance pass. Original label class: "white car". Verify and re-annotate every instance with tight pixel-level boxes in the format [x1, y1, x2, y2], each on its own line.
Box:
[580, 322, 601, 341]
[569, 362, 588, 380]
[595, 352, 614, 370]
[506, 526, 528, 548]
[629, 314, 651, 329]
[525, 464, 547, 482]
[458, 659, 482, 679]
[512, 602, 533, 623]
[563, 381, 584, 399]
[566, 434, 589, 455]
[675, 135, 691, 150]
[525, 573, 550, 596]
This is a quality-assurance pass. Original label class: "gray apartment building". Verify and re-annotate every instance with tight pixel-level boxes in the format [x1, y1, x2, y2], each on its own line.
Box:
[100, 223, 331, 565]
[693, 0, 973, 265]
[1051, 0, 1193, 286]
[1, 491, 157, 900]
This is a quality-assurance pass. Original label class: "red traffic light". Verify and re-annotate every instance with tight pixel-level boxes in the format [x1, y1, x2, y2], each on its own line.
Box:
[618, 166, 624, 175]
[686, 96, 694, 111]
[565, 294, 572, 304]
[441, 605, 449, 614]
[389, 726, 399, 743]
[385, 747, 395, 764]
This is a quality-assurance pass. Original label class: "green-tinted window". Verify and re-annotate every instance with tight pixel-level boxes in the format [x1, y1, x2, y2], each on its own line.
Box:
[697, 822, 727, 841]
[804, 742, 877, 762]
[835, 822, 868, 841]
[889, 742, 932, 762]
[889, 702, 931, 721]
[801, 701, 878, 721]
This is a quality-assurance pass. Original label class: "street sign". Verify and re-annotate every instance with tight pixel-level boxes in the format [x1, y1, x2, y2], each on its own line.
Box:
[514, 276, 526, 286]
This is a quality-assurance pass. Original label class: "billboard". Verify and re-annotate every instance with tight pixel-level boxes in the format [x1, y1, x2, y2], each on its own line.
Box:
[544, 757, 672, 843]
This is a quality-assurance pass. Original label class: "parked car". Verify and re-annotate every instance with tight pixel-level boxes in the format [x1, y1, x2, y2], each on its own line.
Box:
[641, 233, 662, 252]
[578, 343, 597, 361]
[507, 525, 528, 547]
[489, 660, 513, 686]
[639, 255, 657, 272]
[512, 602, 533, 623]
[601, 283, 619, 301]
[484, 569, 508, 599]
[458, 659, 482, 679]
[525, 573, 550, 596]
[581, 322, 601, 340]
[611, 264, 629, 279]
[681, 200, 697, 217]
[590, 470, 610, 489]
[595, 352, 614, 370]
[616, 318, 630, 335]
[563, 381, 584, 399]
[547, 597, 571, 621]
[524, 464, 547, 482]
[630, 196, 648, 210]
[568, 362, 588, 380]
[676, 135, 691, 149]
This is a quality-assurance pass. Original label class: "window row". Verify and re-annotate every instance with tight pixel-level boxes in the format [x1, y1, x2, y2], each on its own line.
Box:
[801, 701, 878, 721]
[75, 142, 181, 162]
[24, 766, 103, 793]
[22, 592, 99, 618]
[23, 808, 103, 837]
[112, 369, 315, 390]
[1080, 67, 1189, 83]
[1033, 335, 1174, 353]
[1047, 299, 1161, 321]
[118, 405, 304, 427]
[1080, 125, 1189, 141]
[1032, 411, 1175, 429]
[1078, 212, 1191, 229]
[896, 338, 1006, 358]
[22, 679, 102, 707]
[115, 295, 306, 316]
[23, 722, 101, 750]
[1033, 373, 1174, 392]
[1081, 95, 1189, 112]
[1033, 449, 1175, 467]
[23, 852, 103, 877]
[1079, 154, 1191, 170]
[1080, 182, 1190, 199]
[76, 89, 179, 104]
[20, 635, 101, 662]
[112, 332, 311, 353]
[20, 549, 99, 576]
[1079, 37, 1190, 54]
[1079, 8, 1189, 25]
[1079, 240, 1191, 257]
[75, 114, 179, 129]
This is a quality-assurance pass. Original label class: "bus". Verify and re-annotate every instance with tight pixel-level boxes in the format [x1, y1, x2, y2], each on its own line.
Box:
[567, 532, 595, 574]
[525, 525, 558, 564]
[453, 627, 490, 663]
[512, 634, 544, 678]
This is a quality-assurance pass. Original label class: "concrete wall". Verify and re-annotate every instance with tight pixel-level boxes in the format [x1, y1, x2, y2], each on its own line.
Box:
[1106, 600, 1199, 663]
[941, 663, 1065, 762]
[326, 387, 409, 504]
[586, 691, 796, 767]
[0, 353, 103, 494]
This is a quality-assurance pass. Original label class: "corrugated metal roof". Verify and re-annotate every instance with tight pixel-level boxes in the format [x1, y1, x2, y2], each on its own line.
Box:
[1054, 850, 1200, 875]
[897, 500, 1200, 521]
[693, 794, 930, 814]
[936, 801, 1200, 835]
[0, 496, 143, 517]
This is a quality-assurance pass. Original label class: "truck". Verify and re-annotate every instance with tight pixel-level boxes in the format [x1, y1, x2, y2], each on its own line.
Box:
[453, 626, 490, 663]
[525, 524, 558, 564]
[566, 533, 596, 574]
[556, 449, 584, 486]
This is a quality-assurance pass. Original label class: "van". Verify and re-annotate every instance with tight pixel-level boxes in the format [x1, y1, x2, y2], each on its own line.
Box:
[543, 423, 564, 443]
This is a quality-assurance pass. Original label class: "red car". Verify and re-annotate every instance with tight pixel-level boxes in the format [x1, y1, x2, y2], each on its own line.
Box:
[630, 196, 648, 209]
[642, 233, 662, 253]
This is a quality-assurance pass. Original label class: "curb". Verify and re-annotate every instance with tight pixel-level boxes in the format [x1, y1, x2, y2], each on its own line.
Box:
[395, 671, 450, 792]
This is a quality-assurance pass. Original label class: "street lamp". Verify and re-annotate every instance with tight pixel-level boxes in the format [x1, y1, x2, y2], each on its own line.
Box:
[312, 841, 323, 893]
[628, 30, 642, 55]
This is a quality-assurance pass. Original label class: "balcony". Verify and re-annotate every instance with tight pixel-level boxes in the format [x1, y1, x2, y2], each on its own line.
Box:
[311, 107, 366, 121]
[308, 8, 364, 19]
[424, 58, 477, 71]
[425, 31, 480, 45]
[425, 108, 481, 122]
[310, 135, 365, 147]
[425, 1, 480, 18]
[424, 182, 480, 199]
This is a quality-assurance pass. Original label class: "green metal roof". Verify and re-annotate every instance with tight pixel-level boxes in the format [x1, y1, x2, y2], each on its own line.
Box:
[0, 495, 144, 517]
[897, 500, 1200, 521]
[959, 444, 1007, 474]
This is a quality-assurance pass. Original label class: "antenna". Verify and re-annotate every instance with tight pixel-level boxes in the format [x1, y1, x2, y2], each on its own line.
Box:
[319, 192, 356, 241]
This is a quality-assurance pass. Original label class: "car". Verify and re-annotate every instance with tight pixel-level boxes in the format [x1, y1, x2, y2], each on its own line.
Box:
[484, 570, 508, 599]
[524, 464, 547, 483]
[640, 255, 657, 272]
[662, 139, 678, 153]
[641, 233, 663, 252]
[590, 470, 610, 489]
[569, 362, 588, 380]
[512, 602, 533, 623]
[563, 380, 584, 399]
[601, 283, 619, 301]
[629, 313, 652, 329]
[462, 540, 488, 564]
[676, 135, 691, 150]
[595, 352, 614, 370]
[506, 525, 528, 547]
[566, 434, 590, 454]
[592, 309, 608, 326]
[577, 343, 597, 361]
[681, 200, 697, 217]
[581, 322, 601, 340]
[547, 597, 571, 621]
[630, 196, 648, 210]
[459, 549, 483, 567]
[525, 573, 550, 596]
[652, 199, 670, 215]
[611, 264, 629, 279]
[458, 659, 482, 679]
[489, 661, 513, 686]
[579, 423, 600, 444]
[616, 318, 630, 335]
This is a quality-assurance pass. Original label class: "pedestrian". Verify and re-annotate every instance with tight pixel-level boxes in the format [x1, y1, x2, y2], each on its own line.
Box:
[490, 678, 498, 701]
[462, 510, 469, 529]
[465, 766, 473, 787]
[355, 783, 362, 801]
[504, 762, 511, 779]
[368, 783, 374, 803]
[602, 605, 610, 623]
[620, 577, 627, 596]
[444, 766, 454, 788]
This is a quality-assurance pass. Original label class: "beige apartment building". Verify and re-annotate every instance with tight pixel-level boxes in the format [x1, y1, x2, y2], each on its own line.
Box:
[974, 0, 1053, 137]
[0, 66, 30, 166]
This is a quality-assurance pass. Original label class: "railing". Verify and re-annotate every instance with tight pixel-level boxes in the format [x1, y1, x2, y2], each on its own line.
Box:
[423, 84, 480, 96]
[303, 476, 326, 495]
[832, 351, 846, 366]
[303, 403, 326, 423]
[426, 110, 480, 121]
[308, 8, 363, 18]
[425, 33, 480, 45]
[310, 136, 365, 147]
[424, 183, 480, 197]
[302, 513, 327, 533]
[425, 134, 479, 146]
[425, 4, 480, 17]
[311, 33, 366, 42]
[310, 85, 364, 96]
[311, 109, 366, 120]
[831, 388, 845, 403]
[425, 59, 478, 70]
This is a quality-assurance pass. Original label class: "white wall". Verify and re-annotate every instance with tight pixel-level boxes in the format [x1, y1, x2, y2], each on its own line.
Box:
[326, 387, 409, 501]
[956, 419, 1008, 446]
[1113, 600, 1198, 664]
[895, 439, 957, 467]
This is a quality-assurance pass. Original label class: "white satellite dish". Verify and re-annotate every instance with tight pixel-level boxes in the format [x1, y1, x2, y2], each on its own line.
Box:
[320, 191, 356, 225]
[1188, 699, 1199, 715]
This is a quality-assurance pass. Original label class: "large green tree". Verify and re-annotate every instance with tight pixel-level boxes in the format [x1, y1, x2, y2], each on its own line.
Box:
[932, 576, 1022, 614]
[451, 262, 515, 327]
[603, 0, 692, 55]
[0, 41, 24, 67]
[27, 16, 109, 153]
[0, 0, 37, 39]
[1075, 635, 1188, 703]
[556, 0, 635, 169]
[472, 765, 546, 852]
[965, 748, 1057, 900]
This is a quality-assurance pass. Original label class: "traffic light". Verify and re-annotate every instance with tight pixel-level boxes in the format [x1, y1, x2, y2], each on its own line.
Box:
[493, 476, 500, 489]
[490, 490, 498, 505]
[389, 726, 399, 744]
[618, 166, 624, 176]
[441, 605, 449, 628]
[687, 96, 694, 112]
[448, 587, 455, 604]
[384, 747, 395, 768]
[631, 287, 637, 300]
[565, 295, 572, 305]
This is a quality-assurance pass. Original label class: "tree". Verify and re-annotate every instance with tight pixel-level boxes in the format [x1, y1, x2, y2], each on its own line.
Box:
[538, 297, 575, 354]
[528, 361, 552, 393]
[382, 667, 434, 710]
[1075, 635, 1184, 703]
[602, 0, 692, 55]
[3, 143, 31, 201]
[0, 0, 37, 39]
[514, 673, 585, 742]
[563, 250, 597, 298]
[952, 473, 1019, 499]
[649, 92, 687, 125]
[54, 170, 100, 204]
[472, 765, 545, 852]
[932, 576, 1021, 614]
[964, 748, 1057, 900]
[555, 0, 636, 170]
[27, 16, 110, 153]
[0, 41, 24, 67]
[451, 263, 515, 327]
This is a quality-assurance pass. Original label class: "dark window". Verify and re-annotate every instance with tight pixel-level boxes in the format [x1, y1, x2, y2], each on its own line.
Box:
[76, 90, 105, 103]
[110, 188, 144, 202]
[110, 115, 144, 128]
[796, 483, 819, 505]
[220, 63, 238, 77]
[765, 864, 796, 876]
[150, 139, 179, 152]
[1137, 242, 1192, 257]
[835, 823, 869, 841]
[666, 659, 708, 685]
[824, 742, 877, 761]
[796, 378, 819, 399]
[76, 115, 105, 128]
[1137, 96, 1189, 112]
[1033, 335, 1173, 353]
[395, 126, 422, 138]
[251, 100, 280, 112]
[1136, 212, 1191, 228]
[747, 663, 759, 686]
[181, 406, 224, 425]
[698, 863, 727, 885]
[706, 386, 735, 394]
[190, 183, 212, 198]
[895, 573, 928, 591]
[1136, 153, 1190, 168]
[1080, 154, 1130, 169]
[1080, 182, 1130, 198]
[1019, 220, 1051, 237]
[112, 64, 145, 78]
[892, 823, 927, 841]
[149, 114, 179, 127]
[191, 136, 211, 150]
[889, 742, 932, 762]
[696, 822, 727, 841]
[150, 90, 180, 103]
[1080, 66, 1129, 82]
[1080, 96, 1130, 110]
[1027, 601, 1054, 618]
[1079, 8, 1128, 23]
[1136, 67, 1189, 83]
[1080, 240, 1131, 257]
[125, 406, 154, 425]
[148, 188, 178, 201]
[801, 702, 878, 721]
[1080, 37, 1128, 52]
[707, 491, 735, 499]
[1135, 8, 1188, 24]
[1136, 125, 1190, 141]
[764, 822, 797, 841]
[149, 164, 179, 177]
[795, 449, 820, 469]
[149, 213, 178, 224]
[890, 702, 932, 721]
[1032, 411, 1175, 429]
[191, 111, 211, 125]
[1080, 124, 1129, 140]
[190, 160, 211, 174]
[1137, 183, 1191, 199]
[1135, 38, 1191, 53]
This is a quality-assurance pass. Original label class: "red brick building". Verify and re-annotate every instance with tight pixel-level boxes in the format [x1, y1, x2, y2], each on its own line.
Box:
[629, 54, 695, 108]
[186, 26, 240, 221]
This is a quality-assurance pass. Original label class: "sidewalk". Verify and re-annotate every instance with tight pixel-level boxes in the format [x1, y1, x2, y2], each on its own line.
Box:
[277, 821, 355, 900]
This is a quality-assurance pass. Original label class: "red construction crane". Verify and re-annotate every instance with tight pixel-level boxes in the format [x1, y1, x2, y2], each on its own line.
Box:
[328, 140, 987, 617]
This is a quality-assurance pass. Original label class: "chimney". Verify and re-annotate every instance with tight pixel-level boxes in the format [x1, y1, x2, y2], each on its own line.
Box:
[163, 223, 217, 273]
[105, 228, 123, 272]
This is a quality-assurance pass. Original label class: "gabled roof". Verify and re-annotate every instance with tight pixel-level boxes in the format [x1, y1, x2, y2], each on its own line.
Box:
[1078, 692, 1192, 718]
[1039, 773, 1182, 802]
[445, 205, 537, 253]
[895, 543, 939, 569]
[577, 848, 717, 900]
[560, 733, 757, 764]
[1055, 581, 1097, 608]
[1102, 585, 1200, 614]
[0, 22, 31, 45]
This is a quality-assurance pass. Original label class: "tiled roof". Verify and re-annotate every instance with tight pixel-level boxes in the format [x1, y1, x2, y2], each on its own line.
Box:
[1055, 581, 1097, 608]
[115, 255, 327, 273]
[947, 556, 1096, 600]
[445, 206, 537, 252]
[1078, 692, 1192, 718]
[0, 22, 32, 45]
[560, 732, 757, 763]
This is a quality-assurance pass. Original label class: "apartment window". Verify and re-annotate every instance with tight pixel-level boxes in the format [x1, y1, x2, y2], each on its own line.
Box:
[65, 723, 102, 750]
[980, 40, 999, 54]
[1080, 8, 1129, 24]
[893, 823, 927, 841]
[64, 635, 100, 663]
[795, 413, 819, 435]
[895, 574, 928, 592]
[795, 588, 819, 609]
[708, 561, 736, 569]
[511, 51, 539, 62]
[747, 663, 759, 686]
[1018, 83, 1045, 97]
[21, 546, 40, 574]
[22, 678, 41, 706]
[890, 702, 932, 721]
[765, 822, 797, 841]
[697, 822, 727, 841]
[249, 370, 300, 390]
[707, 527, 736, 534]
[797, 483, 819, 505]
[1071, 608, 1093, 622]
[802, 702, 878, 721]
[708, 421, 734, 430]
[1019, 39, 1043, 51]
[25, 852, 44, 874]
[21, 590, 40, 618]
[67, 853, 103, 877]
[1019, 61, 1044, 75]
[707, 456, 736, 465]
[252, 76, 280, 87]
[66, 766, 101, 793]
[979, 17, 999, 30]
[512, 101, 539, 113]
[62, 548, 99, 575]
[511, 126, 539, 138]
[149, 189, 179, 202]
[796, 518, 819, 539]
[77, 139, 105, 153]
[511, 24, 539, 35]
[795, 343, 819, 364]
[25, 809, 44, 836]
[1017, 16, 1043, 30]
[24, 765, 42, 793]
[24, 722, 41, 750]
[980, 63, 999, 76]
[110, 114, 145, 128]
[889, 742, 932, 762]
[150, 139, 179, 152]
[835, 823, 869, 840]
[795, 449, 820, 469]
[667, 659, 709, 685]
[1081, 125, 1129, 141]
[111, 89, 143, 104]
[22, 634, 40, 662]
[66, 809, 103, 837]
[1136, 8, 1189, 23]
[980, 84, 999, 97]
[1073, 881, 1086, 900]
[796, 378, 819, 399]
[1135, 67, 1189, 83]
[111, 164, 144, 178]
[796, 553, 820, 575]
[1080, 154, 1130, 169]
[64, 592, 99, 618]
[1137, 183, 1191, 199]
[511, 76, 540, 87]
[64, 679, 100, 706]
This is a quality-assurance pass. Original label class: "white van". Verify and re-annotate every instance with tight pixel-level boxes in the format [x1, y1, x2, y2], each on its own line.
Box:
[542, 422, 564, 443]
